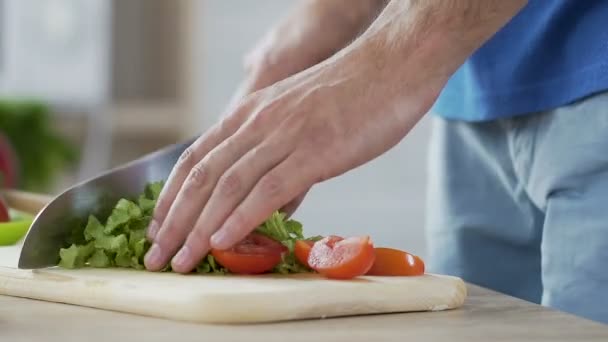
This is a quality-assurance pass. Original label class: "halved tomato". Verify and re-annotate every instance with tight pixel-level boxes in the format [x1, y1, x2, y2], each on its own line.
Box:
[366, 247, 425, 276]
[210, 232, 287, 274]
[294, 239, 315, 268]
[308, 235, 375, 280]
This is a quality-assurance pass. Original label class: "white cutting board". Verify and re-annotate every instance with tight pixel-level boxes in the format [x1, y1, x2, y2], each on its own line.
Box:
[0, 245, 466, 324]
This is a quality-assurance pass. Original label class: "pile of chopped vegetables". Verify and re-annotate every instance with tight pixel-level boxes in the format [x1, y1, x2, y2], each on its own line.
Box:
[58, 181, 320, 275]
[58, 181, 426, 279]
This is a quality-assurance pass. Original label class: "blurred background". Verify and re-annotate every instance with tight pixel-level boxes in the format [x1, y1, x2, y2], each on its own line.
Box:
[0, 0, 432, 258]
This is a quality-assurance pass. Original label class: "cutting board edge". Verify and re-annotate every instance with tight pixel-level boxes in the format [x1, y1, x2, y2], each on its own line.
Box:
[189, 275, 468, 323]
[0, 267, 468, 324]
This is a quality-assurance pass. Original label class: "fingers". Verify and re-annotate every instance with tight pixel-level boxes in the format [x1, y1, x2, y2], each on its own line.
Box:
[170, 135, 294, 273]
[146, 136, 208, 241]
[210, 152, 316, 251]
[145, 125, 262, 271]
[146, 111, 248, 242]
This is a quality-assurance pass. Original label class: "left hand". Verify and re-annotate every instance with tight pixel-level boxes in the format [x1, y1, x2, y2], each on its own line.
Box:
[141, 0, 510, 273]
[143, 43, 442, 273]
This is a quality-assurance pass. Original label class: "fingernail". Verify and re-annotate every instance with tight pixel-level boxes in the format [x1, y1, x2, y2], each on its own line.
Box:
[146, 220, 159, 240]
[144, 244, 163, 268]
[172, 245, 191, 268]
[210, 230, 227, 249]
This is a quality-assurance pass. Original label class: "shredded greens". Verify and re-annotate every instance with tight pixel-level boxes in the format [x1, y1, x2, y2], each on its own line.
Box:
[58, 181, 317, 275]
[255, 211, 322, 274]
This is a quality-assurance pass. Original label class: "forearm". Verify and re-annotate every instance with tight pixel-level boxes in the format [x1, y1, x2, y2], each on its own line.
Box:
[371, 1, 526, 75]
[358, 0, 527, 85]
[247, 0, 388, 80]
[322, 0, 528, 111]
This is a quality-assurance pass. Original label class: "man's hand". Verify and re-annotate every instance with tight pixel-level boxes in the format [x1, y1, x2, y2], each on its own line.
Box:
[144, 0, 527, 273]
[224, 0, 388, 216]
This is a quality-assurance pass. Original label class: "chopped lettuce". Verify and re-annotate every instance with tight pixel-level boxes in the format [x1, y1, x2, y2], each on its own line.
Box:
[58, 242, 95, 269]
[196, 255, 226, 275]
[58, 180, 317, 275]
[104, 199, 142, 234]
[254, 211, 321, 274]
[88, 249, 111, 267]
[256, 211, 304, 242]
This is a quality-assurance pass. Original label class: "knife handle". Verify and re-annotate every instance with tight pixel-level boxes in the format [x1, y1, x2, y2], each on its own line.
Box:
[2, 190, 53, 215]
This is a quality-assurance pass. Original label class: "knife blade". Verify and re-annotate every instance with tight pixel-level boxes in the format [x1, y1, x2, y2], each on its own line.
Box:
[18, 138, 194, 269]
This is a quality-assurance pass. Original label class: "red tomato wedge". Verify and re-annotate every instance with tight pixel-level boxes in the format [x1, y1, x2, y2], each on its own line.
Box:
[294, 239, 315, 268]
[210, 232, 287, 274]
[366, 247, 425, 276]
[308, 235, 375, 279]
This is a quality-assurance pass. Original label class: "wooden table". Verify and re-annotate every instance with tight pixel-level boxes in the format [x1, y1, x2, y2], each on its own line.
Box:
[1, 283, 607, 342]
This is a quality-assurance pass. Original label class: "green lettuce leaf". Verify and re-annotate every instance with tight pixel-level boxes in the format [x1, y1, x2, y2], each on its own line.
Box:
[273, 252, 310, 274]
[256, 211, 304, 243]
[196, 255, 227, 274]
[58, 242, 95, 269]
[104, 199, 142, 234]
[83, 215, 104, 241]
[255, 211, 316, 274]
[88, 249, 111, 267]
[138, 196, 156, 214]
[145, 181, 164, 200]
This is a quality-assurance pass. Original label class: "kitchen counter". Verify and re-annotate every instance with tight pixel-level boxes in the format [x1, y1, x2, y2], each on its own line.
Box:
[1, 283, 607, 341]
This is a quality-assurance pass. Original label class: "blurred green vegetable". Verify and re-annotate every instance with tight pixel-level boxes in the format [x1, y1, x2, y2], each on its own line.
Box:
[0, 99, 79, 191]
[0, 209, 34, 246]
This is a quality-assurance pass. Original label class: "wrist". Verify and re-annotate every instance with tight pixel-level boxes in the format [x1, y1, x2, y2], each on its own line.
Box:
[244, 0, 387, 92]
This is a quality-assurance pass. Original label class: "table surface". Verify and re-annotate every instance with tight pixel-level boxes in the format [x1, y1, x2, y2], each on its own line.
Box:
[2, 195, 607, 341]
[1, 282, 607, 342]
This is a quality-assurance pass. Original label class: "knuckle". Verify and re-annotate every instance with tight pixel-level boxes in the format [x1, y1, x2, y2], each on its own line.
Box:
[247, 108, 271, 131]
[246, 98, 282, 131]
[259, 172, 284, 199]
[177, 147, 195, 168]
[250, 143, 271, 160]
[217, 115, 234, 133]
[186, 163, 209, 188]
[218, 172, 243, 197]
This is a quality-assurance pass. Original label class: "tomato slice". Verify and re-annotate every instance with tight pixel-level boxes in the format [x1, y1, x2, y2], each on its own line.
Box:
[210, 232, 287, 274]
[294, 239, 315, 268]
[366, 247, 425, 276]
[308, 235, 375, 280]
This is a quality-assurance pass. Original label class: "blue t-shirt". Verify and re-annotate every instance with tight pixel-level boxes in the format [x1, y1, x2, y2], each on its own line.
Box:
[431, 1, 608, 121]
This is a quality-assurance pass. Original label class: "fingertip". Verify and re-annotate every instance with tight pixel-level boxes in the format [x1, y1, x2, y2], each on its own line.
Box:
[210, 225, 240, 250]
[209, 232, 226, 250]
[144, 243, 166, 271]
[171, 245, 194, 274]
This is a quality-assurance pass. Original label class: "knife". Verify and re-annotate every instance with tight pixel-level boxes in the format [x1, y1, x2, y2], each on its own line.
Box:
[17, 138, 194, 269]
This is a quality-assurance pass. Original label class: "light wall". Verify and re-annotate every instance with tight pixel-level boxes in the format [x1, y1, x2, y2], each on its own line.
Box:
[195, 1, 432, 258]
